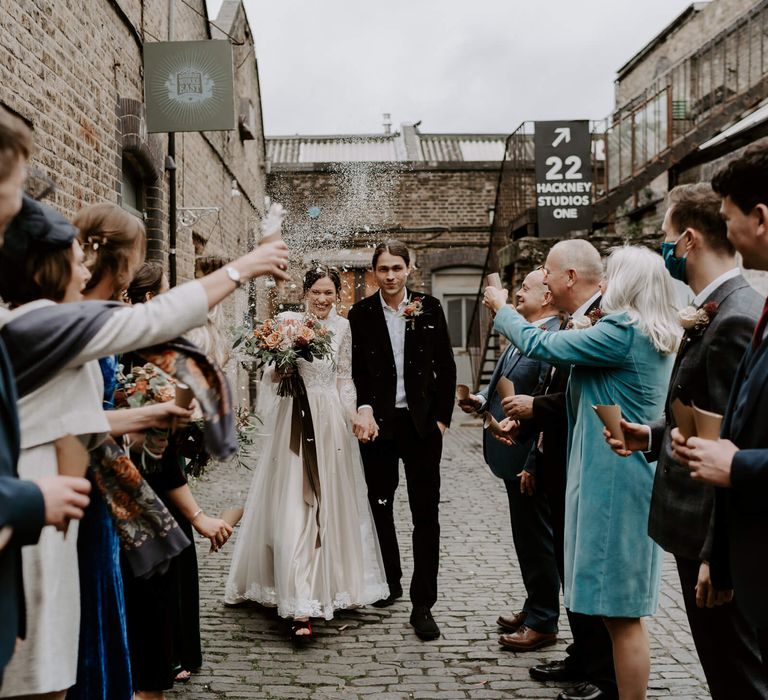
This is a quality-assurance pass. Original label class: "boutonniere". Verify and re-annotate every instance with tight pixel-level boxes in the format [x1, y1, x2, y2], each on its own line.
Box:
[567, 308, 604, 330]
[401, 296, 424, 329]
[678, 301, 718, 334]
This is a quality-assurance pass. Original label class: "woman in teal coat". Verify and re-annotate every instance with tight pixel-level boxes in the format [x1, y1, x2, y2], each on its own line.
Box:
[484, 246, 681, 700]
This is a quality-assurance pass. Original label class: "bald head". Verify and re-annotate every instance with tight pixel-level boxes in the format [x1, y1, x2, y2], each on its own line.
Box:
[543, 239, 603, 314]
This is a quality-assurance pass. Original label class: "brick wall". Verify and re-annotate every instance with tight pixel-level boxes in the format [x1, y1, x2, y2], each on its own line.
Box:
[0, 0, 267, 404]
[267, 162, 499, 295]
[616, 0, 758, 107]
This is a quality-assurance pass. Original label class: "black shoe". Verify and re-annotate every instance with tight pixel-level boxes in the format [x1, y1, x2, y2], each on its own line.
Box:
[410, 606, 441, 640]
[372, 585, 403, 608]
[529, 659, 585, 683]
[557, 682, 604, 700]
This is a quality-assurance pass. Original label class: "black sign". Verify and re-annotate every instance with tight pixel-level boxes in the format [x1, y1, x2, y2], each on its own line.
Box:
[534, 121, 593, 237]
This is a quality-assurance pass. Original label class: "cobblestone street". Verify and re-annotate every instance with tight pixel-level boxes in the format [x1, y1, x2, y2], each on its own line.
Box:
[172, 413, 709, 700]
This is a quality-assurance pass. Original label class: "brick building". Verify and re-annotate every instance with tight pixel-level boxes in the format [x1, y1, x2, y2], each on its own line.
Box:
[0, 0, 269, 402]
[266, 123, 504, 383]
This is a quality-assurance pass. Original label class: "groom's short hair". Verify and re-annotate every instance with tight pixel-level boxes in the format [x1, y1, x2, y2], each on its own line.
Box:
[372, 240, 410, 269]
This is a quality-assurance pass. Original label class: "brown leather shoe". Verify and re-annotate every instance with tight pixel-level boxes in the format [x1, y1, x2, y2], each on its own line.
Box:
[496, 610, 527, 632]
[498, 625, 557, 651]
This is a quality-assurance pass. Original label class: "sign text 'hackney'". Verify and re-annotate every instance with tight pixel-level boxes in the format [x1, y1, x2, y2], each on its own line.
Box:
[533, 121, 593, 237]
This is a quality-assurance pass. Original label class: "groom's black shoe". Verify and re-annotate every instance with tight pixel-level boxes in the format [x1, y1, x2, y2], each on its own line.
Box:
[410, 606, 441, 640]
[372, 585, 403, 608]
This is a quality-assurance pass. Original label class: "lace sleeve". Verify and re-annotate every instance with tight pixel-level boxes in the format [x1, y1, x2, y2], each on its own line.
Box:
[336, 324, 358, 423]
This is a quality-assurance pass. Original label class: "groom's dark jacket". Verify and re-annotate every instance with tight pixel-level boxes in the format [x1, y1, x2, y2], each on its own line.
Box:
[348, 289, 456, 439]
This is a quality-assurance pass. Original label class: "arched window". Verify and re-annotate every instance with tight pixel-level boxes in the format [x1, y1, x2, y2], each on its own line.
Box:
[121, 156, 145, 219]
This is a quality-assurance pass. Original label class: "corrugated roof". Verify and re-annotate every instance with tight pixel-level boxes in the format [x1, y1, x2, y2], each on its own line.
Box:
[266, 125, 506, 164]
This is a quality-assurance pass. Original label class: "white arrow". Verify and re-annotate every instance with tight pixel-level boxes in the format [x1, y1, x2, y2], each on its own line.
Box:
[552, 127, 571, 147]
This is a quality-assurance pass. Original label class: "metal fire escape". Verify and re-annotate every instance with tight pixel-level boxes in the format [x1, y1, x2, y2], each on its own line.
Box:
[467, 0, 768, 391]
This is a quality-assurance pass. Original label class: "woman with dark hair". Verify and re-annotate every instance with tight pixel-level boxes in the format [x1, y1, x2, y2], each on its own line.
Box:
[225, 266, 388, 640]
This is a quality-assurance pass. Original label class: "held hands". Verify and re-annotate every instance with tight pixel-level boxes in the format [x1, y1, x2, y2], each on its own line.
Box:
[483, 286, 508, 314]
[695, 561, 733, 608]
[604, 420, 650, 457]
[192, 512, 233, 553]
[502, 395, 533, 420]
[671, 428, 738, 487]
[458, 394, 483, 413]
[353, 407, 380, 444]
[34, 475, 92, 531]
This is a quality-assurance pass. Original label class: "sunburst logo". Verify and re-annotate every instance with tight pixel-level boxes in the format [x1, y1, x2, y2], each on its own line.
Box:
[144, 40, 235, 133]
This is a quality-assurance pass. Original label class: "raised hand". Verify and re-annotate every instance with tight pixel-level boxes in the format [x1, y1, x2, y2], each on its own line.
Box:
[483, 286, 508, 313]
[604, 419, 650, 457]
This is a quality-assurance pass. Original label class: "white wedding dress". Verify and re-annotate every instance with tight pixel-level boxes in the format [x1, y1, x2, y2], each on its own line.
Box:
[225, 310, 389, 619]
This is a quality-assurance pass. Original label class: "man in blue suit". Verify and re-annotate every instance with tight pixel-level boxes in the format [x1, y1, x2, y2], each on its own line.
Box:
[673, 144, 768, 677]
[0, 106, 91, 682]
[460, 268, 561, 651]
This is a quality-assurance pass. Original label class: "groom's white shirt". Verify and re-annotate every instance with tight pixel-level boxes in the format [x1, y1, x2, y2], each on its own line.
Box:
[380, 290, 409, 409]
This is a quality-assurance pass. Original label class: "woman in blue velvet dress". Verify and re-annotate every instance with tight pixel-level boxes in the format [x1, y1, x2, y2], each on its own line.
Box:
[485, 246, 681, 700]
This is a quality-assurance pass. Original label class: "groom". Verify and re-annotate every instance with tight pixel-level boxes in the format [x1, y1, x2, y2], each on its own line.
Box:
[348, 240, 456, 641]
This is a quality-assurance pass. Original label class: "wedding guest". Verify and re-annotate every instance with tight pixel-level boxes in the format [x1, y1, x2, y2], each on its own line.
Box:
[120, 263, 231, 697]
[349, 241, 456, 641]
[64, 203, 287, 700]
[0, 197, 288, 699]
[672, 145, 768, 677]
[485, 245, 680, 700]
[0, 105, 91, 685]
[500, 240, 615, 700]
[459, 268, 561, 651]
[606, 184, 766, 699]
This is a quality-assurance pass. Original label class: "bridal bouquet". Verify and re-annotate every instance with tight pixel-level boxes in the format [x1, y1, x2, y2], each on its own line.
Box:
[235, 316, 334, 398]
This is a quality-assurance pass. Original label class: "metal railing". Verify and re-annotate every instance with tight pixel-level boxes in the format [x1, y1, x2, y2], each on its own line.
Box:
[465, 133, 516, 390]
[596, 0, 768, 216]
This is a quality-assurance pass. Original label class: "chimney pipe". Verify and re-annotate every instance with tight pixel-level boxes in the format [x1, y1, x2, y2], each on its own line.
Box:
[382, 112, 392, 135]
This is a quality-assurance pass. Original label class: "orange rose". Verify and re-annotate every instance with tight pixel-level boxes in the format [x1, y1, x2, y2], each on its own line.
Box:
[298, 327, 315, 343]
[264, 331, 281, 349]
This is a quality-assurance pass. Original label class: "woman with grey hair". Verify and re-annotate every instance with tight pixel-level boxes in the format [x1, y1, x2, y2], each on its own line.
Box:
[485, 245, 680, 700]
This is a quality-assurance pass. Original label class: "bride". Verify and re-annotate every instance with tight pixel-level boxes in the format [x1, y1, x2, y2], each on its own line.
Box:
[225, 266, 389, 639]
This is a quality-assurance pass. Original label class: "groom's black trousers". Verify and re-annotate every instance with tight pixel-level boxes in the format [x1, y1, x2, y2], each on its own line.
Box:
[360, 409, 442, 609]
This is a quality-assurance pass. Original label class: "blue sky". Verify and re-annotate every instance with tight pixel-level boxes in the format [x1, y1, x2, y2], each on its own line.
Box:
[206, 0, 694, 135]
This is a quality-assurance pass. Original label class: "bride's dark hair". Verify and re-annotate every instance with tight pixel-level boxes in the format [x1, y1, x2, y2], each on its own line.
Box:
[303, 264, 341, 294]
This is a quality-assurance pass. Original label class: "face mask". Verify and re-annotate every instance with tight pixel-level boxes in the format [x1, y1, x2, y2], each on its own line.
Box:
[661, 232, 689, 283]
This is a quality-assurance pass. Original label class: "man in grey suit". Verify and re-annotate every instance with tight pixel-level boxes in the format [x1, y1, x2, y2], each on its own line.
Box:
[608, 183, 767, 699]
[460, 268, 562, 651]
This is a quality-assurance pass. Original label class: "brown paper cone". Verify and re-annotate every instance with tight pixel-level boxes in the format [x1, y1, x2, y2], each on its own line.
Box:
[593, 404, 624, 444]
[495, 377, 515, 400]
[220, 507, 244, 528]
[456, 384, 471, 401]
[671, 398, 697, 440]
[175, 383, 194, 409]
[486, 273, 502, 290]
[692, 404, 723, 441]
[55, 435, 90, 478]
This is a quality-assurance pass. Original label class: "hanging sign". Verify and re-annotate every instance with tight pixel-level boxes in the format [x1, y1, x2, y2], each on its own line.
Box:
[144, 40, 235, 133]
[534, 120, 593, 236]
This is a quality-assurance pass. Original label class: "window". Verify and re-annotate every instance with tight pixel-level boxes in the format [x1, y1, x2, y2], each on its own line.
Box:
[121, 157, 145, 218]
[445, 295, 477, 348]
